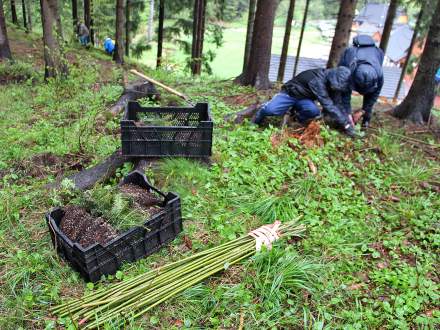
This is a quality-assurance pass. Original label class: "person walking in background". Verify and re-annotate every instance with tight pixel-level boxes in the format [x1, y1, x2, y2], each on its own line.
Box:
[77, 22, 90, 46]
[104, 38, 115, 55]
[253, 67, 357, 137]
[339, 35, 384, 129]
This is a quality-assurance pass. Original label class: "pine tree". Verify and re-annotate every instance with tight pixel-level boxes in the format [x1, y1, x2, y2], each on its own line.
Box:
[380, 0, 399, 52]
[236, 0, 279, 89]
[40, 0, 68, 78]
[277, 0, 295, 82]
[0, 0, 12, 60]
[393, 0, 440, 124]
[114, 0, 125, 64]
[327, 0, 357, 68]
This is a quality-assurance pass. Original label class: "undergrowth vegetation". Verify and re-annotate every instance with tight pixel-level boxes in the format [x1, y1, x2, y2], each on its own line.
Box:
[0, 32, 439, 329]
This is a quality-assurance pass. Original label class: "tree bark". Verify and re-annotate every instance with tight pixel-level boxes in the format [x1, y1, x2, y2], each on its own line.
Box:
[147, 0, 154, 42]
[393, 6, 424, 101]
[242, 0, 256, 72]
[237, 0, 278, 89]
[277, 0, 295, 82]
[0, 0, 12, 60]
[21, 0, 27, 31]
[293, 0, 310, 75]
[10, 0, 18, 25]
[110, 80, 159, 115]
[191, 0, 207, 75]
[379, 0, 398, 52]
[47, 150, 128, 191]
[40, 0, 68, 79]
[71, 0, 78, 31]
[393, 0, 440, 124]
[114, 0, 125, 64]
[26, 0, 32, 32]
[84, 0, 94, 45]
[125, 0, 130, 57]
[156, 0, 164, 68]
[327, 0, 357, 68]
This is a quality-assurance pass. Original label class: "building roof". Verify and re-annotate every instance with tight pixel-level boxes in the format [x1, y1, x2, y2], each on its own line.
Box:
[355, 3, 406, 27]
[386, 25, 414, 62]
[269, 54, 406, 99]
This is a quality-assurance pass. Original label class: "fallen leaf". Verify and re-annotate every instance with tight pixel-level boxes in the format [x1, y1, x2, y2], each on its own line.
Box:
[173, 319, 183, 327]
[306, 157, 317, 175]
[348, 283, 364, 290]
[377, 261, 389, 269]
[183, 235, 193, 250]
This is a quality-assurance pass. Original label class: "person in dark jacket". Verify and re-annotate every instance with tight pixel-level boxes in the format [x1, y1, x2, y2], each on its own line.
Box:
[253, 67, 356, 136]
[339, 35, 384, 128]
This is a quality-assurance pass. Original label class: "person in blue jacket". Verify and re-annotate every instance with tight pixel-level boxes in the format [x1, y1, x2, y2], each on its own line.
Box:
[339, 35, 384, 128]
[435, 67, 440, 84]
[104, 38, 115, 55]
[253, 66, 356, 136]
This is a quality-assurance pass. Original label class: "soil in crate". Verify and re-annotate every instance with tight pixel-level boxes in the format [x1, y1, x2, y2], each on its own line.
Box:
[60, 205, 118, 248]
[119, 183, 163, 216]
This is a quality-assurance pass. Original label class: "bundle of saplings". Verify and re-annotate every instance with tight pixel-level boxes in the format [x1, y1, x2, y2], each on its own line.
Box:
[52, 220, 306, 328]
[57, 182, 165, 248]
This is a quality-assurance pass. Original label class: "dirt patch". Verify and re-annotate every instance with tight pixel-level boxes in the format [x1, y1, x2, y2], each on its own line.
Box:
[16, 152, 91, 179]
[0, 74, 29, 85]
[271, 121, 324, 149]
[60, 205, 118, 248]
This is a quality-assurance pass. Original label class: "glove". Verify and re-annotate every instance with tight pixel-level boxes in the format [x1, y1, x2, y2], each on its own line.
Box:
[343, 123, 361, 139]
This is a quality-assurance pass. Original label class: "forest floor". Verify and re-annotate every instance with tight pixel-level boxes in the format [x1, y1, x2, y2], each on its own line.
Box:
[0, 29, 439, 329]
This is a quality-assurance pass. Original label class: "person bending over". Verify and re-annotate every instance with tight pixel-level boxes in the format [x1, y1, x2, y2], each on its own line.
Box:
[339, 35, 384, 128]
[253, 67, 356, 137]
[77, 22, 90, 46]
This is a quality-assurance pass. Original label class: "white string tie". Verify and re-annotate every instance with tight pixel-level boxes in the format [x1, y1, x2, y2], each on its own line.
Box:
[248, 221, 281, 251]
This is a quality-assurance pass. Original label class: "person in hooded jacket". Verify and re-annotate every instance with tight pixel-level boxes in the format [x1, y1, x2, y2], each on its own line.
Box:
[339, 35, 384, 128]
[253, 66, 356, 137]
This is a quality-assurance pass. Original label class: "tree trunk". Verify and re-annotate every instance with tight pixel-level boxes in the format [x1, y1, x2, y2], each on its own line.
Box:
[26, 0, 32, 32]
[71, 0, 78, 30]
[0, 0, 12, 60]
[47, 150, 128, 191]
[293, 0, 310, 75]
[242, 0, 256, 72]
[156, 0, 164, 68]
[277, 0, 295, 82]
[379, 0, 398, 52]
[40, 0, 68, 79]
[114, 0, 125, 64]
[393, 0, 440, 124]
[191, 0, 207, 75]
[10, 0, 18, 25]
[84, 0, 94, 45]
[237, 0, 278, 89]
[327, 0, 357, 68]
[21, 0, 27, 31]
[393, 7, 424, 101]
[147, 0, 154, 42]
[125, 0, 130, 57]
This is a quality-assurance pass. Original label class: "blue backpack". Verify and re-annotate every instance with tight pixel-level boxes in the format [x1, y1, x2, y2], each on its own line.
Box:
[435, 68, 440, 84]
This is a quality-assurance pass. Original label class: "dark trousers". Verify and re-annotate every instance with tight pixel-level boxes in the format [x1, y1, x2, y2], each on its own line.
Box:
[254, 91, 320, 124]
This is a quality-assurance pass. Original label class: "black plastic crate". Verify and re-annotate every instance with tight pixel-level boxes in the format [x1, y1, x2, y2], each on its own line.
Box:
[121, 101, 213, 158]
[46, 171, 182, 282]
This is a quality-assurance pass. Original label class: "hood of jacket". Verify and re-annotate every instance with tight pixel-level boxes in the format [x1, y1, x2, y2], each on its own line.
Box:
[326, 67, 352, 93]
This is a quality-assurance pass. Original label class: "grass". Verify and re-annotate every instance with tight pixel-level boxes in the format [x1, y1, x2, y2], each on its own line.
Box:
[0, 29, 439, 329]
[137, 24, 329, 79]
